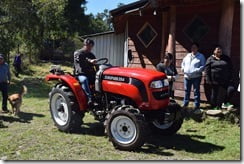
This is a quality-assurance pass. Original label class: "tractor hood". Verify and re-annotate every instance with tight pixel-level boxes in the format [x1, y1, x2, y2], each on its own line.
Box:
[103, 67, 166, 82]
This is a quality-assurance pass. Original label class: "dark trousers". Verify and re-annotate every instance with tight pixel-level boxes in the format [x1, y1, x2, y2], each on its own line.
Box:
[210, 84, 226, 108]
[14, 64, 21, 77]
[211, 84, 235, 107]
[169, 81, 175, 99]
[224, 85, 235, 103]
[183, 77, 202, 108]
[0, 82, 8, 110]
[210, 84, 235, 108]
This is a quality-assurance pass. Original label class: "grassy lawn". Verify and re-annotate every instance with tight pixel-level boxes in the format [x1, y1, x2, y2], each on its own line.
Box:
[0, 62, 240, 160]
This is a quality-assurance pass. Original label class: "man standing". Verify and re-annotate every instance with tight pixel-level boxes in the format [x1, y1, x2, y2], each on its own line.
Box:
[181, 43, 206, 113]
[13, 53, 23, 77]
[74, 38, 97, 105]
[0, 54, 11, 113]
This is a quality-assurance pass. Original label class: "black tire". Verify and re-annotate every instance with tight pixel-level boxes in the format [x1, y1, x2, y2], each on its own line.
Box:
[49, 83, 84, 133]
[150, 102, 184, 135]
[104, 105, 148, 151]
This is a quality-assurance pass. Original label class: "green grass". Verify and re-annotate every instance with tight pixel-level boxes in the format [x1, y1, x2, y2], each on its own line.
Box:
[0, 62, 240, 160]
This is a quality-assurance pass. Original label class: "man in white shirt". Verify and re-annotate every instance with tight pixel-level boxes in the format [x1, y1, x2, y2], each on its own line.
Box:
[181, 43, 206, 112]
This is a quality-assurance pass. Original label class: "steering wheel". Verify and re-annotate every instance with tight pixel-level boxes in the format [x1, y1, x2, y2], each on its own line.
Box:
[96, 58, 108, 65]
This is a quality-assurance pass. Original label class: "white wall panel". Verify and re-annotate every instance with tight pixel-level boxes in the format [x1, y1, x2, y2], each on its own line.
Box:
[88, 32, 125, 66]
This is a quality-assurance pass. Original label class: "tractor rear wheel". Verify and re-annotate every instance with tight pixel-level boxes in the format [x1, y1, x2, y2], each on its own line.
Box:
[49, 84, 84, 133]
[104, 105, 148, 151]
[151, 102, 184, 135]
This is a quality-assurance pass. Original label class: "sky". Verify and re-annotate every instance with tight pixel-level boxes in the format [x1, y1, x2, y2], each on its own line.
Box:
[85, 0, 138, 15]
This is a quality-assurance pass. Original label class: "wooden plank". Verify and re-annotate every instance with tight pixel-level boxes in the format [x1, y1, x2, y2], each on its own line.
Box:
[166, 6, 176, 55]
[218, 0, 235, 56]
[160, 11, 169, 61]
[174, 82, 206, 92]
[175, 59, 183, 67]
[176, 52, 187, 59]
[174, 90, 207, 101]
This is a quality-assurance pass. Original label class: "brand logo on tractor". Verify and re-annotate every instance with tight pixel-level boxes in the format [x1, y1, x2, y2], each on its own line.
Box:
[103, 75, 128, 83]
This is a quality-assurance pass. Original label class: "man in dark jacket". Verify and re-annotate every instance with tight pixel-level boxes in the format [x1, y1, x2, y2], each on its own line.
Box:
[74, 38, 97, 105]
[0, 54, 11, 113]
[205, 45, 233, 110]
[13, 53, 22, 77]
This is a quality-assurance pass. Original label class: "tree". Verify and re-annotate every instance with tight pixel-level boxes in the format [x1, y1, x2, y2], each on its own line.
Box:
[85, 9, 113, 34]
[0, 0, 89, 62]
[0, 0, 116, 62]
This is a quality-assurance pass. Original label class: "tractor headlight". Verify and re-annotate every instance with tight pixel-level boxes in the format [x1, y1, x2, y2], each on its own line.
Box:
[150, 79, 169, 88]
[150, 80, 163, 88]
[163, 79, 169, 87]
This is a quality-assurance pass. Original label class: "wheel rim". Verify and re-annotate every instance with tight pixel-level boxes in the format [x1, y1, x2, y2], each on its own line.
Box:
[110, 115, 137, 144]
[152, 113, 174, 129]
[51, 93, 69, 126]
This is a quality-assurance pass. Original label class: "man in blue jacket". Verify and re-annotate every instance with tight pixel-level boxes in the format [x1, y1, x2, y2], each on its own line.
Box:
[0, 54, 11, 113]
[181, 43, 206, 113]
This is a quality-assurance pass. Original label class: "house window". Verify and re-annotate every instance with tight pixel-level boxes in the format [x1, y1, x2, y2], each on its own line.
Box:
[184, 16, 209, 42]
[137, 23, 158, 48]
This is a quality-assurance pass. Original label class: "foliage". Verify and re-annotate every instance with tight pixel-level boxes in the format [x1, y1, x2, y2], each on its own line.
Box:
[0, 0, 113, 62]
[86, 9, 113, 33]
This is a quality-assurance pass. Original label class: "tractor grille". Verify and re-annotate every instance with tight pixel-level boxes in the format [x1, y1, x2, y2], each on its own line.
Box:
[152, 90, 169, 100]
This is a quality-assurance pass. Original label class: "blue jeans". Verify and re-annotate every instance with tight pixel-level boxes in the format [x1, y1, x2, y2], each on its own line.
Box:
[183, 77, 202, 108]
[78, 75, 92, 99]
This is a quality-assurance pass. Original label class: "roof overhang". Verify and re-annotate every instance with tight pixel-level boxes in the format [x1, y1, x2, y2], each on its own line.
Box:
[110, 0, 221, 34]
[110, 0, 149, 17]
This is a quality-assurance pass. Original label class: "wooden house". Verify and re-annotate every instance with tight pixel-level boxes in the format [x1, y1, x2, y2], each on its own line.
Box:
[109, 0, 240, 105]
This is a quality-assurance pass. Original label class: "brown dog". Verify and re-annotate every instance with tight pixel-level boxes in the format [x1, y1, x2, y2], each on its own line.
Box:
[8, 85, 27, 115]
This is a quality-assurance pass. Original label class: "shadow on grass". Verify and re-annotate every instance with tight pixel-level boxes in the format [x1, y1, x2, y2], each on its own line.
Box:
[69, 121, 224, 156]
[139, 144, 175, 157]
[141, 134, 225, 155]
[9, 77, 51, 99]
[72, 122, 105, 136]
[0, 111, 45, 124]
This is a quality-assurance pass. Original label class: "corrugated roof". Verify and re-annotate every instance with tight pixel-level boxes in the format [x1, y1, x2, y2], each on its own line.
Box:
[81, 31, 115, 39]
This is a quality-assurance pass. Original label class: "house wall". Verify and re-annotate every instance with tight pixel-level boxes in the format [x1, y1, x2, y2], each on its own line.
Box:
[126, 13, 162, 70]
[229, 1, 240, 106]
[174, 2, 221, 101]
[115, 0, 239, 105]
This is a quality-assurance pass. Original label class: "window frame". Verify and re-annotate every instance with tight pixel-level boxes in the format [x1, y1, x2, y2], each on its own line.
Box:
[137, 22, 158, 48]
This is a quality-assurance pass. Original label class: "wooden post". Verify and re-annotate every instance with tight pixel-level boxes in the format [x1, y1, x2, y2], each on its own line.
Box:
[160, 11, 168, 61]
[218, 0, 235, 56]
[166, 6, 176, 59]
[124, 21, 129, 67]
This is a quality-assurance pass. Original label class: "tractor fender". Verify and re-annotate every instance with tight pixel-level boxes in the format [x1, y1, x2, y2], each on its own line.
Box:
[45, 74, 88, 111]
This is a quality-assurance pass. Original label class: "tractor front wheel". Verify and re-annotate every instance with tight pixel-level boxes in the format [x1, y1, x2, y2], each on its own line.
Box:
[49, 84, 84, 133]
[104, 106, 148, 151]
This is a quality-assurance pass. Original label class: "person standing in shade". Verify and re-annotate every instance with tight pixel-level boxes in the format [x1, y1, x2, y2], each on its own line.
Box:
[13, 53, 23, 77]
[205, 45, 234, 110]
[181, 42, 206, 114]
[156, 53, 178, 99]
[0, 54, 11, 113]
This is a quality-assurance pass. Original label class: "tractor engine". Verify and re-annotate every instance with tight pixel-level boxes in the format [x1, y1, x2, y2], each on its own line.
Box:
[95, 65, 170, 111]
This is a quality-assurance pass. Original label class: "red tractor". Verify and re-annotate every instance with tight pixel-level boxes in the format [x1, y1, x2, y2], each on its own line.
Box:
[45, 58, 184, 150]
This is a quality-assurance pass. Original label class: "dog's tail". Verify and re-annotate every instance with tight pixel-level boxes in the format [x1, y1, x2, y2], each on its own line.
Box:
[19, 85, 28, 97]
